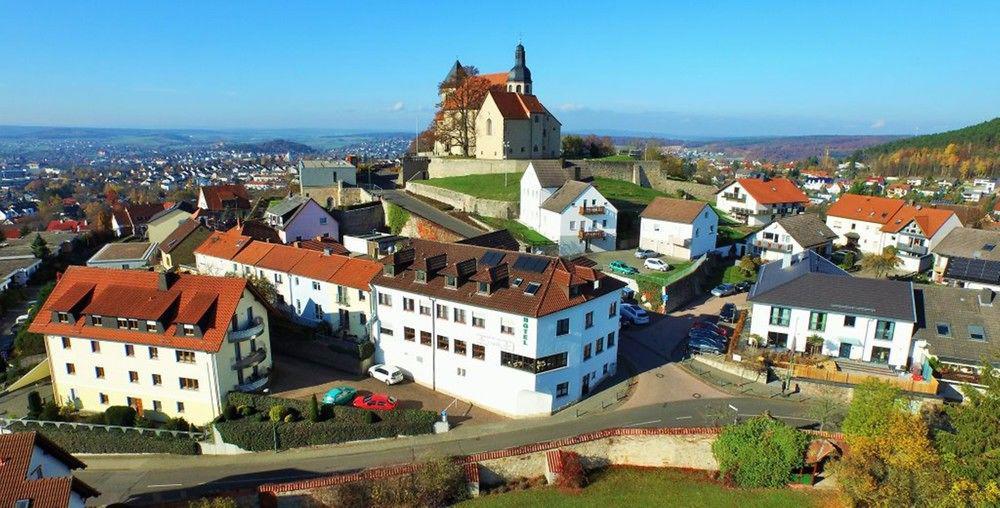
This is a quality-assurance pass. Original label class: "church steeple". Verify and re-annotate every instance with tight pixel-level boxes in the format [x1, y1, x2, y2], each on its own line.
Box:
[507, 43, 532, 95]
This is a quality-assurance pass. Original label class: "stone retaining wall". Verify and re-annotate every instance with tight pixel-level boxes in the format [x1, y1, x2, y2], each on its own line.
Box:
[405, 181, 518, 219]
[427, 158, 530, 178]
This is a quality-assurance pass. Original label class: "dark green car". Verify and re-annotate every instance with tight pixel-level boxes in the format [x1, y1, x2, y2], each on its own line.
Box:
[609, 260, 640, 275]
[322, 386, 358, 405]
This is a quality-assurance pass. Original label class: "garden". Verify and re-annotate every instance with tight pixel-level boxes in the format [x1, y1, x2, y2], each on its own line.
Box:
[213, 391, 438, 451]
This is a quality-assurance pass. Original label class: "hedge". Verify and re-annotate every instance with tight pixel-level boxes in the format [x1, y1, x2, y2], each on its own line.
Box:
[8, 422, 201, 455]
[218, 392, 437, 451]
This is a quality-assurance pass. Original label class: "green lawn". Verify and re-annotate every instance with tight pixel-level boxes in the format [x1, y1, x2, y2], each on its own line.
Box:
[462, 467, 830, 508]
[421, 173, 523, 201]
[475, 215, 554, 247]
[631, 260, 695, 286]
[591, 177, 668, 206]
[722, 265, 756, 283]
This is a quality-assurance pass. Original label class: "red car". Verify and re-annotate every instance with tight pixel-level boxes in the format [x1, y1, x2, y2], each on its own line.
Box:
[691, 321, 730, 337]
[352, 393, 398, 411]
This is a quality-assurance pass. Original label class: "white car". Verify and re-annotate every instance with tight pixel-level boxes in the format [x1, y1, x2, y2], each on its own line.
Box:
[368, 364, 405, 385]
[620, 303, 650, 325]
[14, 314, 30, 325]
[643, 258, 671, 272]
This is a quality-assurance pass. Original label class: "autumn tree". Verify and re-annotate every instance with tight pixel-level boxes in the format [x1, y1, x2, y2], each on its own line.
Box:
[434, 69, 491, 157]
[407, 124, 438, 154]
[859, 246, 902, 278]
[84, 202, 112, 234]
[103, 184, 120, 204]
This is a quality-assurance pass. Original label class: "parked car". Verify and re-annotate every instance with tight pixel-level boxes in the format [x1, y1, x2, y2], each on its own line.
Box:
[322, 386, 358, 405]
[691, 320, 730, 337]
[634, 248, 658, 259]
[368, 364, 405, 385]
[687, 327, 728, 343]
[735, 281, 753, 293]
[352, 393, 398, 411]
[609, 261, 640, 276]
[620, 287, 636, 302]
[644, 258, 671, 272]
[720, 303, 738, 323]
[687, 336, 726, 355]
[620, 303, 650, 325]
[710, 283, 737, 297]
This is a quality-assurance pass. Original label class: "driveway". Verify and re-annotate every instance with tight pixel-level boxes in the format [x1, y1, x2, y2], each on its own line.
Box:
[268, 356, 505, 426]
[618, 292, 748, 409]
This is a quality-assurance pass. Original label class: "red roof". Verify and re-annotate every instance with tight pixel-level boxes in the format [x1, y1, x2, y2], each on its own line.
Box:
[487, 89, 553, 120]
[827, 194, 958, 237]
[880, 204, 957, 237]
[200, 184, 251, 211]
[0, 432, 99, 507]
[29, 266, 249, 353]
[731, 178, 808, 205]
[479, 72, 508, 87]
[46, 219, 89, 232]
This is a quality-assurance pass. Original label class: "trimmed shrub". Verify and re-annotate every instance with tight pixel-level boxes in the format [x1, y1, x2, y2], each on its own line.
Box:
[269, 404, 287, 423]
[7, 422, 199, 454]
[104, 405, 137, 427]
[223, 404, 238, 421]
[712, 415, 809, 488]
[164, 417, 191, 432]
[40, 400, 61, 421]
[307, 395, 320, 423]
[26, 391, 42, 419]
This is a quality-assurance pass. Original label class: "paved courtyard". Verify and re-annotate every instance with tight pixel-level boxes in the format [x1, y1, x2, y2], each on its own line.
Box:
[268, 356, 506, 426]
[583, 249, 690, 280]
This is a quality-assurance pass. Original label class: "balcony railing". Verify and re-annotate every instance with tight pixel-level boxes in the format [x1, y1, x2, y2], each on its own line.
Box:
[336, 294, 350, 305]
[895, 242, 928, 256]
[235, 369, 270, 392]
[232, 347, 267, 370]
[579, 205, 605, 215]
[228, 317, 265, 343]
[672, 238, 691, 248]
[722, 193, 746, 203]
[578, 229, 605, 240]
[754, 239, 793, 252]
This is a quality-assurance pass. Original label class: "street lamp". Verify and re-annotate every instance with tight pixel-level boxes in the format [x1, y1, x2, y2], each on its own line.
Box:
[728, 404, 739, 424]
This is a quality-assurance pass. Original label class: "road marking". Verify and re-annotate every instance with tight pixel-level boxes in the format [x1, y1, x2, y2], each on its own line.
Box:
[674, 416, 692, 420]
[147, 483, 183, 488]
[624, 419, 661, 427]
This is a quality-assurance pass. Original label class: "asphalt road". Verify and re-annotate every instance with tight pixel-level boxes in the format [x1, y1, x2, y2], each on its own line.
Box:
[79, 395, 812, 505]
[377, 190, 485, 239]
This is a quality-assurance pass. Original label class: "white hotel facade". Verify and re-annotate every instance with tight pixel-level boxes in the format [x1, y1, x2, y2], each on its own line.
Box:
[371, 239, 624, 417]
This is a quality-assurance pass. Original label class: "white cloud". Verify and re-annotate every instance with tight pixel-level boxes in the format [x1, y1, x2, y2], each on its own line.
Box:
[390, 101, 405, 112]
[558, 103, 585, 112]
[870, 118, 886, 129]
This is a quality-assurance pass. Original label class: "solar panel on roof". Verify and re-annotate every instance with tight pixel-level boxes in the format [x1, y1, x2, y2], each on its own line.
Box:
[479, 251, 504, 267]
[945, 257, 1000, 284]
[513, 255, 549, 273]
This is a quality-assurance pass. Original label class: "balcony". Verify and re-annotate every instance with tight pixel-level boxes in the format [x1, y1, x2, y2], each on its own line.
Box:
[722, 193, 746, 203]
[753, 239, 792, 252]
[232, 347, 267, 370]
[579, 205, 605, 215]
[672, 238, 691, 248]
[895, 242, 928, 256]
[578, 229, 605, 240]
[228, 317, 265, 343]
[336, 294, 350, 306]
[235, 369, 270, 392]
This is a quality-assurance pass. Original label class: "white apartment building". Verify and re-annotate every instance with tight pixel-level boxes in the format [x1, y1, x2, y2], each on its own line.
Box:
[195, 229, 381, 339]
[518, 161, 617, 255]
[371, 239, 625, 417]
[747, 251, 917, 368]
[638, 197, 717, 259]
[747, 213, 837, 262]
[825, 194, 962, 272]
[29, 267, 272, 425]
[715, 177, 809, 226]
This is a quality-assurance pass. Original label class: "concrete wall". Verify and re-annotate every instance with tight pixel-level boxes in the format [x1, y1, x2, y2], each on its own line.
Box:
[301, 186, 375, 209]
[405, 181, 518, 219]
[576, 160, 719, 202]
[332, 202, 385, 238]
[394, 210, 465, 243]
[427, 158, 531, 179]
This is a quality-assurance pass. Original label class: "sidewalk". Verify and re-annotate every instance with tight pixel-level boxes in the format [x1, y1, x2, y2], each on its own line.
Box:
[679, 357, 810, 403]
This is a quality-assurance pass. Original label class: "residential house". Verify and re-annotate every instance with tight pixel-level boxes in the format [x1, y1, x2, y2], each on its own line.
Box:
[0, 256, 42, 291]
[298, 160, 359, 207]
[198, 184, 251, 213]
[371, 239, 625, 417]
[28, 267, 273, 425]
[800, 171, 833, 192]
[159, 219, 211, 271]
[110, 202, 167, 238]
[911, 284, 998, 397]
[262, 196, 339, 244]
[86, 242, 158, 269]
[747, 251, 917, 368]
[638, 197, 717, 259]
[826, 194, 962, 272]
[885, 182, 912, 199]
[930, 227, 1000, 291]
[46, 219, 89, 233]
[194, 229, 380, 339]
[518, 161, 617, 255]
[715, 178, 809, 226]
[0, 431, 100, 508]
[748, 213, 837, 262]
[146, 202, 196, 245]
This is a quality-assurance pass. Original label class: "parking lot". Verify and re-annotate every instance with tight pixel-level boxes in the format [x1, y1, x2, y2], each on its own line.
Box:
[268, 356, 506, 426]
[583, 249, 692, 283]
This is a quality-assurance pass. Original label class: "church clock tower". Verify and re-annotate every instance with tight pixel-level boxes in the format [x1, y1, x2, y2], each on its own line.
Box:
[506, 43, 532, 95]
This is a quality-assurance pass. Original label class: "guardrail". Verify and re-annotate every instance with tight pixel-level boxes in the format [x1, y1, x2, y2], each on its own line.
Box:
[0, 417, 208, 439]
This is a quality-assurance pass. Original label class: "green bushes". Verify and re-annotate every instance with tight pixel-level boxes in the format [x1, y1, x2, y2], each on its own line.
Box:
[306, 458, 467, 507]
[26, 390, 43, 418]
[104, 405, 137, 426]
[215, 392, 436, 451]
[712, 415, 809, 488]
[386, 203, 411, 235]
[6, 422, 200, 455]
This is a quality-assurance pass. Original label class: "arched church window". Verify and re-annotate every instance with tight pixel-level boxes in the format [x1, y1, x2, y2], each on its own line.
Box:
[486, 118, 492, 136]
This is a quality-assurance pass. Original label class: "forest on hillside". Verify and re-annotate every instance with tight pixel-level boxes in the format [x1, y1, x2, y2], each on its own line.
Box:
[859, 118, 1000, 178]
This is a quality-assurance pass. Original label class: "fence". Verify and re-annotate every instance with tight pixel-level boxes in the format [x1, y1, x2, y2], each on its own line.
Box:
[0, 417, 208, 440]
[782, 363, 939, 395]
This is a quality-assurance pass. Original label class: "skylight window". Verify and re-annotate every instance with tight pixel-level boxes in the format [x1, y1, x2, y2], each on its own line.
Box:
[524, 282, 541, 296]
[983, 244, 996, 252]
[968, 325, 986, 341]
[936, 323, 951, 336]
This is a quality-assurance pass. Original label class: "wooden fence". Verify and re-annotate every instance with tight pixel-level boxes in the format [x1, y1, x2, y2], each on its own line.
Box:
[785, 363, 939, 395]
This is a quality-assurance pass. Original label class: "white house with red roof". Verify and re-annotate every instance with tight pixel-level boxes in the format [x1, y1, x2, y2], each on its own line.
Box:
[0, 431, 100, 508]
[715, 177, 809, 226]
[826, 194, 962, 272]
[29, 267, 273, 425]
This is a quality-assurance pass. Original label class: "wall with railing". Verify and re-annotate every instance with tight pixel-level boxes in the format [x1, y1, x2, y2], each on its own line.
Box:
[0, 416, 208, 439]
[777, 363, 939, 395]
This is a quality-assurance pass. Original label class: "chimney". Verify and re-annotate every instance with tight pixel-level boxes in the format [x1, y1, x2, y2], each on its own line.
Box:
[157, 271, 170, 291]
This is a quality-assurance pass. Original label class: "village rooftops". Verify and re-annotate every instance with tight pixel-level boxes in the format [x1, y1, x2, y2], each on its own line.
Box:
[29, 266, 251, 353]
[640, 197, 711, 224]
[932, 227, 1000, 262]
[199, 184, 250, 211]
[372, 238, 625, 318]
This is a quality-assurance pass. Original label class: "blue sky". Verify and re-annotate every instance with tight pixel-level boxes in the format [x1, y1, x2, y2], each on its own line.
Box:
[1, 1, 998, 137]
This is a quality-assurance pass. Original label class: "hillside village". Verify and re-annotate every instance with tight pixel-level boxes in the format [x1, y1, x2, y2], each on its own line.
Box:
[1, 43, 999, 507]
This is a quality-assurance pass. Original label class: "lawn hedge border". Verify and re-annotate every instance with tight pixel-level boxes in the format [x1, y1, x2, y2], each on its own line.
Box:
[7, 421, 200, 455]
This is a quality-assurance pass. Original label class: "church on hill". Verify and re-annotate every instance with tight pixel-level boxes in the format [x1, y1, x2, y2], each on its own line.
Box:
[433, 44, 561, 160]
